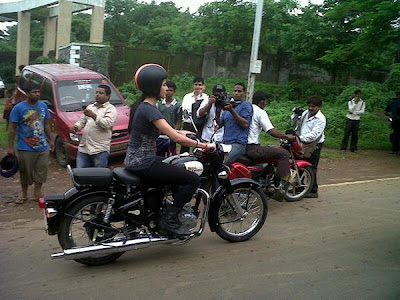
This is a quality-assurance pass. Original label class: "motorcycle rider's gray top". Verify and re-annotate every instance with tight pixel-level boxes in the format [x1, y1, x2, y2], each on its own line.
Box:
[124, 102, 163, 170]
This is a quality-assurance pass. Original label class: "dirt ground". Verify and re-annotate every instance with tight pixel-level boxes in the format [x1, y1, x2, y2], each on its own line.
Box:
[1, 147, 400, 216]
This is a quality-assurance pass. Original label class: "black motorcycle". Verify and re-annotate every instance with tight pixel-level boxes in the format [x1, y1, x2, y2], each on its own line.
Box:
[44, 143, 268, 265]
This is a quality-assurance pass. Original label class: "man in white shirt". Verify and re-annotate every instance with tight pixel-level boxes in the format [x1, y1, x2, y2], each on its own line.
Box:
[292, 95, 326, 198]
[180, 77, 208, 153]
[246, 91, 295, 200]
[341, 89, 365, 152]
[70, 84, 117, 168]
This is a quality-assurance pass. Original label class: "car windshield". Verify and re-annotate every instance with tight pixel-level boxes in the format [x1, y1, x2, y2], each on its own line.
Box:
[57, 79, 124, 112]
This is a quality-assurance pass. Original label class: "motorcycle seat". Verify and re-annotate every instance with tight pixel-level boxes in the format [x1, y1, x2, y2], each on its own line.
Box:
[113, 167, 143, 186]
[236, 155, 254, 166]
[72, 167, 113, 187]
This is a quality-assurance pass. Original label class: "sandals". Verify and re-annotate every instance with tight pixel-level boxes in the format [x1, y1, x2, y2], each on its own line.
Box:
[14, 197, 27, 204]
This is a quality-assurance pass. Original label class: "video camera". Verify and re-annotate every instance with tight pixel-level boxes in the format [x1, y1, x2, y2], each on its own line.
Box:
[213, 85, 231, 109]
[292, 106, 304, 116]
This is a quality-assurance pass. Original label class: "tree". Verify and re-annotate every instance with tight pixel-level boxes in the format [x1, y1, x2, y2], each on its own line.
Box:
[195, 0, 256, 51]
[319, 0, 400, 72]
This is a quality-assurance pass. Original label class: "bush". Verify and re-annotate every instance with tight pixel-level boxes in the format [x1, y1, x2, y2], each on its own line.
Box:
[118, 81, 139, 105]
[0, 64, 16, 87]
[334, 82, 392, 111]
[385, 63, 400, 92]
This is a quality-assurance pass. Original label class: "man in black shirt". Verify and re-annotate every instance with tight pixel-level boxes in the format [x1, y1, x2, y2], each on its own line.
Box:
[385, 91, 400, 154]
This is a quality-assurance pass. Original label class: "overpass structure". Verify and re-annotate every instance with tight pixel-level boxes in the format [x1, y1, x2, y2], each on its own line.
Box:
[0, 0, 105, 74]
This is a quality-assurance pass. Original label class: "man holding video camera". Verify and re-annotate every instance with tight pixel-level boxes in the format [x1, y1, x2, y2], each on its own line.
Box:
[196, 84, 228, 142]
[215, 83, 253, 165]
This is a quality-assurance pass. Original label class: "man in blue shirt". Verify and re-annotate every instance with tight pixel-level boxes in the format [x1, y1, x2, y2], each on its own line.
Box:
[216, 82, 253, 165]
[8, 84, 53, 204]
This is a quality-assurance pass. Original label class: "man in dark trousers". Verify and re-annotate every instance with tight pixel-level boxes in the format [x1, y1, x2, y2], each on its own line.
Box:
[341, 89, 365, 152]
[385, 91, 400, 155]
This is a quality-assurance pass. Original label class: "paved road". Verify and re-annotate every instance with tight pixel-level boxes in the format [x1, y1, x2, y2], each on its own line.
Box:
[0, 178, 399, 300]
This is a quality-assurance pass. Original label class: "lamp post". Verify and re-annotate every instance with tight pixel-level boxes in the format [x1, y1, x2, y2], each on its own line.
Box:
[247, 0, 264, 101]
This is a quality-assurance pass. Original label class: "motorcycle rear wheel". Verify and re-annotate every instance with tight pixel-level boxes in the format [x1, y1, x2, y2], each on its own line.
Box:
[211, 184, 268, 242]
[58, 195, 125, 266]
[285, 166, 314, 202]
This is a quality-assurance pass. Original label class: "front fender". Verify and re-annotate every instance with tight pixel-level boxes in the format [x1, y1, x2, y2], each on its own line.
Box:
[208, 178, 262, 232]
[291, 160, 313, 169]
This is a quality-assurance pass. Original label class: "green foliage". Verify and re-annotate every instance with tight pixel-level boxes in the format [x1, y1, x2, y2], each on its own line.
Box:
[196, 0, 256, 52]
[71, 14, 91, 42]
[319, 0, 400, 73]
[385, 64, 400, 92]
[32, 56, 64, 64]
[170, 73, 196, 94]
[0, 64, 16, 86]
[118, 80, 139, 105]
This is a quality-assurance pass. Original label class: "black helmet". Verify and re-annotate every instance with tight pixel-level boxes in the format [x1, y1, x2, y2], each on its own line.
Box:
[0, 155, 19, 178]
[135, 64, 167, 97]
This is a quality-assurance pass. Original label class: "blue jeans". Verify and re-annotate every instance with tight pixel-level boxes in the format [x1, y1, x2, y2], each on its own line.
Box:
[77, 151, 109, 168]
[225, 143, 246, 166]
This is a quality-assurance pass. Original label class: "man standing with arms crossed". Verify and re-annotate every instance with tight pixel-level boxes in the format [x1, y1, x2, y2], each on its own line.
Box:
[70, 84, 117, 168]
[8, 84, 53, 204]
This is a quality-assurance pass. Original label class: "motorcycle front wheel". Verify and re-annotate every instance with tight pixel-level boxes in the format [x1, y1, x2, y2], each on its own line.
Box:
[58, 195, 125, 266]
[211, 184, 268, 242]
[285, 166, 314, 202]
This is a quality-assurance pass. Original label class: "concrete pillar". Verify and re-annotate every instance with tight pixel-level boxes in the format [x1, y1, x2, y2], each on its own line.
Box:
[16, 11, 31, 75]
[90, 6, 105, 44]
[56, 0, 72, 58]
[43, 17, 57, 57]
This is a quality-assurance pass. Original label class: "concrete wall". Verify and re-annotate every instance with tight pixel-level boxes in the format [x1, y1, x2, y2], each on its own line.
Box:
[59, 43, 110, 76]
[110, 44, 203, 86]
[1, 44, 387, 87]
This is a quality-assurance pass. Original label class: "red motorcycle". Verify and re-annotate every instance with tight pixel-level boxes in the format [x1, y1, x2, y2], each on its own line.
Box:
[228, 137, 315, 202]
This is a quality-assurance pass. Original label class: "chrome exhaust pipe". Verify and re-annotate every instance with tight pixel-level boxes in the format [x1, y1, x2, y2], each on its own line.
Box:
[51, 236, 175, 260]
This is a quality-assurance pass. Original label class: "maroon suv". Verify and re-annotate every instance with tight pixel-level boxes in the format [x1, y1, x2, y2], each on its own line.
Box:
[16, 64, 130, 167]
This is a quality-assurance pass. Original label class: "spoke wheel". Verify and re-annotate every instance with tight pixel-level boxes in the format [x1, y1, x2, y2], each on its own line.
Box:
[212, 185, 267, 242]
[58, 196, 125, 265]
[285, 166, 314, 202]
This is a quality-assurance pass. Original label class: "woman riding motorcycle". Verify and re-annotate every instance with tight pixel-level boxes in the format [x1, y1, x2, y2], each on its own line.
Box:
[124, 64, 215, 236]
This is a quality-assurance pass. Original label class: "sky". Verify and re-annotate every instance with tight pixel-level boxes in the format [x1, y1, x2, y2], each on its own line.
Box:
[0, 0, 324, 31]
[143, 0, 324, 13]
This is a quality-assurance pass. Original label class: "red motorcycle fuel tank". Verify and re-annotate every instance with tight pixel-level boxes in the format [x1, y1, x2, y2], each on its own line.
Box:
[228, 162, 253, 179]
